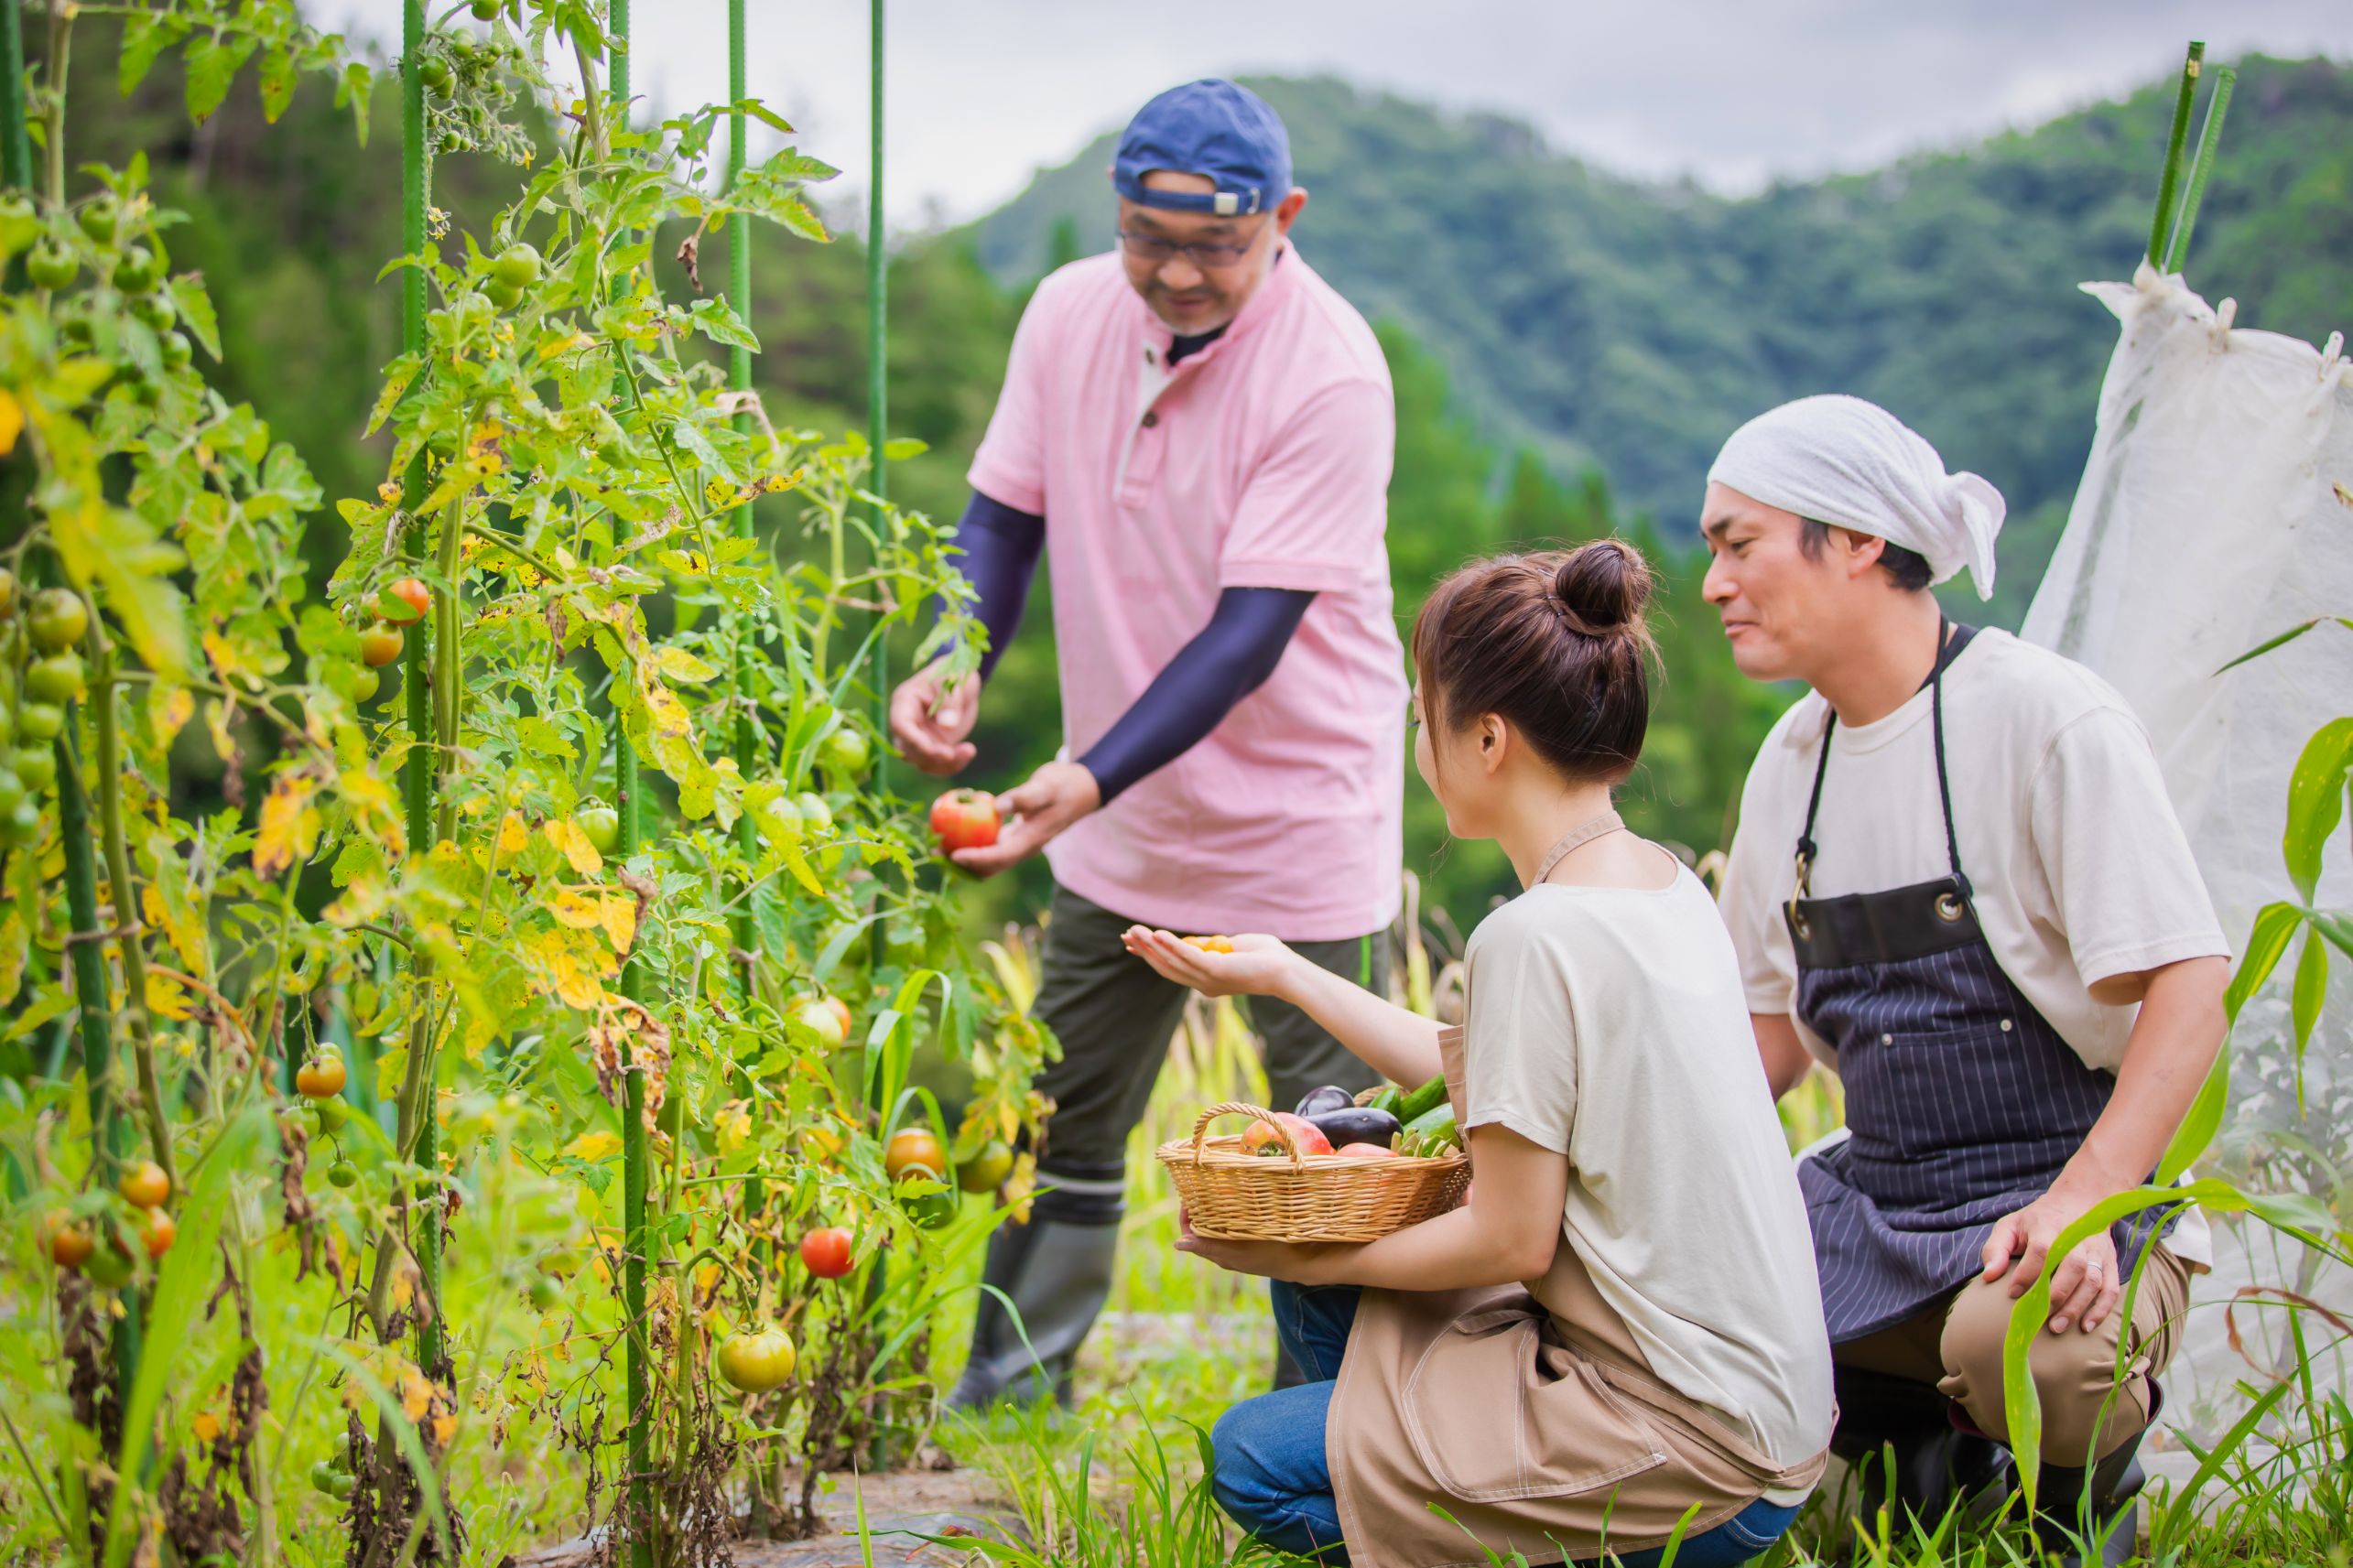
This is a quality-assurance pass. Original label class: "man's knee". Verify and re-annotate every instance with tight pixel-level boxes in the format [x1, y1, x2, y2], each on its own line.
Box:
[1935, 1276, 2151, 1463]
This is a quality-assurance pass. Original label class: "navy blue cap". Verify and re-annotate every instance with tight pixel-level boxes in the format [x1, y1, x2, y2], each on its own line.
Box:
[1113, 80, 1292, 217]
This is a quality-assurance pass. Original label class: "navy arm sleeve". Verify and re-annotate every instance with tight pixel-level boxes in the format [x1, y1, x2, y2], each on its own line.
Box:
[1077, 587, 1314, 806]
[952, 490, 1046, 681]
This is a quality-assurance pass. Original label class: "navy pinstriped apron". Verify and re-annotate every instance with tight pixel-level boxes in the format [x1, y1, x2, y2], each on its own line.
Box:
[1785, 623, 2157, 1345]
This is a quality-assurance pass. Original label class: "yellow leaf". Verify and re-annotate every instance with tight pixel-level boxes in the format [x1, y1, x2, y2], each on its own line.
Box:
[544, 817, 602, 876]
[599, 892, 636, 957]
[200, 627, 246, 684]
[546, 886, 603, 930]
[497, 812, 530, 856]
[432, 1412, 457, 1447]
[563, 1130, 621, 1161]
[148, 684, 194, 749]
[191, 1410, 221, 1444]
[548, 946, 603, 1011]
[145, 970, 193, 1022]
[254, 772, 322, 879]
[654, 646, 719, 684]
[0, 387, 22, 456]
[400, 1367, 432, 1421]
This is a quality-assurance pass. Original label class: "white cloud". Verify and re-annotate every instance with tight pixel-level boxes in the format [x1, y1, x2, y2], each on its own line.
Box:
[310, 1, 2353, 226]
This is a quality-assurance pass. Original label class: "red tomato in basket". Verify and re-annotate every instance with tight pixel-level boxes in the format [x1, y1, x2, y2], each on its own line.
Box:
[1335, 1142, 1396, 1159]
[1241, 1111, 1331, 1158]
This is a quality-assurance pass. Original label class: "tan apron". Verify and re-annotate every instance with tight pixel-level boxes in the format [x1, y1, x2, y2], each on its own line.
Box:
[1327, 818, 1827, 1568]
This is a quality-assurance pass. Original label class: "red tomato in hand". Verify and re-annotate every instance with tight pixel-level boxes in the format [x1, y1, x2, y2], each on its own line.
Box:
[928, 789, 1000, 852]
[799, 1226, 854, 1279]
[1241, 1112, 1332, 1158]
[380, 577, 431, 625]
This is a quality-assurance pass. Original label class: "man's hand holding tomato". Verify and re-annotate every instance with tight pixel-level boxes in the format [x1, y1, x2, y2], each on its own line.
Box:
[888, 657, 981, 776]
[946, 761, 1102, 878]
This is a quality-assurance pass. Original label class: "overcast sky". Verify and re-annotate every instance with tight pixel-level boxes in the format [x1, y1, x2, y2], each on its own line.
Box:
[311, 2, 2353, 231]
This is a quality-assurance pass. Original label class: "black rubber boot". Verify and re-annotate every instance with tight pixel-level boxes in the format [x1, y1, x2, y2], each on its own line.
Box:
[947, 1214, 1120, 1409]
[1830, 1366, 2011, 1550]
[2030, 1433, 2148, 1568]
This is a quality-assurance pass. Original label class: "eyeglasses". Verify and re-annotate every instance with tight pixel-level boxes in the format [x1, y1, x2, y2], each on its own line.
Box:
[1115, 227, 1261, 268]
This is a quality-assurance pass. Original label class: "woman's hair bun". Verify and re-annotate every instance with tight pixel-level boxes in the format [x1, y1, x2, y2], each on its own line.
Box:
[1550, 538, 1653, 635]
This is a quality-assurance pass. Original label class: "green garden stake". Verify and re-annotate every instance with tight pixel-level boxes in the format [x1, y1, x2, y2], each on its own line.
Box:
[0, 0, 32, 192]
[867, 0, 891, 775]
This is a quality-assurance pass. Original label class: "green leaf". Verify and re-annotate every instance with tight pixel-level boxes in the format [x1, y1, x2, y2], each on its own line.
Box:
[2283, 717, 2353, 902]
[2291, 927, 2327, 1062]
[515, 717, 578, 760]
[167, 274, 222, 362]
[882, 438, 928, 461]
[2312, 909, 2353, 961]
[120, 11, 171, 96]
[2155, 1046, 2228, 1184]
[741, 101, 797, 135]
[182, 31, 258, 124]
[259, 46, 298, 122]
[2215, 616, 2353, 674]
[2223, 902, 2303, 1023]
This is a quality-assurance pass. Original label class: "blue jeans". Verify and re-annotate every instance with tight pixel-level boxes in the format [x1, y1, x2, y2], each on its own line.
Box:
[1210, 1282, 1804, 1567]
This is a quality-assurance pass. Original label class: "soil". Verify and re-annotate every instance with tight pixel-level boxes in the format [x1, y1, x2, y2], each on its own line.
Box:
[512, 1466, 1014, 1568]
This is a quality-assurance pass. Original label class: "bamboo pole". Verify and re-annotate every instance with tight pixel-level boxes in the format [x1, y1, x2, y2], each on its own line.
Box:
[866, 0, 889, 766]
[0, 0, 30, 191]
[602, 13, 654, 1563]
[2146, 41, 2204, 269]
[396, 0, 449, 1389]
[727, 0, 757, 969]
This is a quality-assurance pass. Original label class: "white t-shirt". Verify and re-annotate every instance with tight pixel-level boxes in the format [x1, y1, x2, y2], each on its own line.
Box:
[1460, 861, 1836, 1476]
[1718, 629, 2230, 1262]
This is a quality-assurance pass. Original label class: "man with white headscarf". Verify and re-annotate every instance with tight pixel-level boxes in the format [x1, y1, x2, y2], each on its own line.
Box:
[1706, 396, 2230, 1566]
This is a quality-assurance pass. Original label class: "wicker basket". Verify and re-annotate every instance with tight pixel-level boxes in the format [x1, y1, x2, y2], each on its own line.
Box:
[1155, 1100, 1470, 1242]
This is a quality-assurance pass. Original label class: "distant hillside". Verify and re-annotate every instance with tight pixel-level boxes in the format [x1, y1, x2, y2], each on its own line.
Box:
[971, 59, 2353, 610]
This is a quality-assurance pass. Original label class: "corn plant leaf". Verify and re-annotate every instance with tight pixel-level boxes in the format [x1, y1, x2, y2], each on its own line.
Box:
[2283, 717, 2353, 902]
[2224, 902, 2304, 1022]
[2291, 927, 2327, 1062]
[2214, 616, 2353, 674]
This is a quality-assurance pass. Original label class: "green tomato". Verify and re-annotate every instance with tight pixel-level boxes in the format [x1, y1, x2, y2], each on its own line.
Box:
[0, 799, 38, 847]
[351, 665, 379, 704]
[328, 1159, 358, 1189]
[795, 793, 833, 835]
[15, 747, 55, 795]
[77, 198, 120, 244]
[492, 243, 543, 289]
[15, 703, 63, 744]
[448, 29, 478, 61]
[0, 768, 23, 815]
[819, 728, 872, 780]
[471, 0, 502, 16]
[483, 275, 522, 311]
[81, 1240, 136, 1290]
[313, 1097, 351, 1135]
[310, 1460, 342, 1496]
[0, 193, 33, 226]
[578, 805, 620, 855]
[417, 54, 453, 94]
[26, 653, 85, 706]
[527, 1273, 562, 1312]
[27, 240, 77, 291]
[132, 291, 175, 331]
[0, 566, 13, 614]
[28, 589, 88, 654]
[0, 704, 11, 746]
[159, 330, 192, 371]
[113, 243, 160, 295]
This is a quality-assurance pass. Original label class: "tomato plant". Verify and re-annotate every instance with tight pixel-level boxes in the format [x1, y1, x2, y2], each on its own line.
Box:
[0, 5, 1053, 1562]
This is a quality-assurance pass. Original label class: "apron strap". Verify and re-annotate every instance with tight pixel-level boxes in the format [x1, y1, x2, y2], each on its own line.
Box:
[1792, 619, 1980, 900]
[1534, 809, 1626, 886]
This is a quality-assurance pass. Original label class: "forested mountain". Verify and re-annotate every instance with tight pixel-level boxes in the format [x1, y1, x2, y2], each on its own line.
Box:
[974, 60, 2353, 618]
[33, 34, 2351, 922]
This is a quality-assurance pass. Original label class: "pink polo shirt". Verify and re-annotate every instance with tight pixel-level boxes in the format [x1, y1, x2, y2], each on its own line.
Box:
[968, 246, 1406, 941]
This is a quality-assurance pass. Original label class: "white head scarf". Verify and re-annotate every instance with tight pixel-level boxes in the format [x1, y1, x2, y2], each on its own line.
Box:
[1706, 395, 2006, 600]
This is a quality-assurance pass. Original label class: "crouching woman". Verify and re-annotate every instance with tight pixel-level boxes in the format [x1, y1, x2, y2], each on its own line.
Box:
[1124, 541, 1835, 1568]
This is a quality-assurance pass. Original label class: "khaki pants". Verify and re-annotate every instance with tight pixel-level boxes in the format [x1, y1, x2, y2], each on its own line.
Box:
[1834, 1244, 2191, 1465]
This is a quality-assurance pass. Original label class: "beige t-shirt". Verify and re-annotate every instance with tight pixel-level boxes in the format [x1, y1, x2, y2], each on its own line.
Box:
[1460, 862, 1836, 1476]
[1717, 629, 2230, 1264]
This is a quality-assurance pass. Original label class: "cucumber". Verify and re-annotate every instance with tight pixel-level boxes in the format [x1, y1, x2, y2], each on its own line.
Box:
[1364, 1085, 1404, 1119]
[1396, 1073, 1449, 1125]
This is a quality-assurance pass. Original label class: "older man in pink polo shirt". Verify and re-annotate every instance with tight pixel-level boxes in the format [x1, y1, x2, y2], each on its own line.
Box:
[889, 79, 1407, 1406]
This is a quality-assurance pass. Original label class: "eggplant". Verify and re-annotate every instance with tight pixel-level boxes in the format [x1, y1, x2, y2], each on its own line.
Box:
[1294, 1084, 1356, 1119]
[1306, 1106, 1402, 1151]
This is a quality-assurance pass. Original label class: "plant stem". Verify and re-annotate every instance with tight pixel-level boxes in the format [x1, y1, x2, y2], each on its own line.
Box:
[2146, 40, 2205, 268]
[41, 0, 66, 210]
[865, 0, 890, 787]
[2163, 65, 2236, 276]
[86, 616, 176, 1186]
